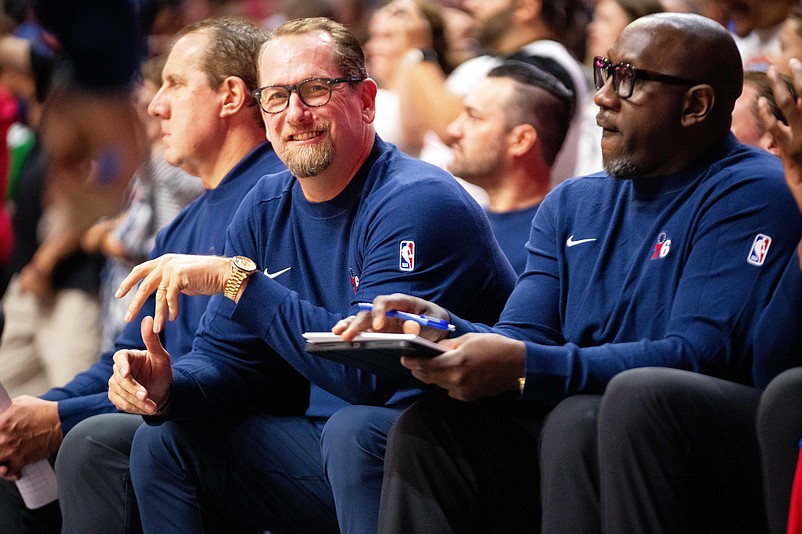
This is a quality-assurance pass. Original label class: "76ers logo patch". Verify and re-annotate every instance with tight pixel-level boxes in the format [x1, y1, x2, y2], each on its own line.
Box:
[651, 231, 671, 260]
[400, 241, 415, 271]
[747, 234, 772, 266]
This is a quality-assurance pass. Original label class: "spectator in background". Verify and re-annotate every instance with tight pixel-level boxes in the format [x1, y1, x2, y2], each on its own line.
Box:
[81, 55, 203, 352]
[0, 84, 18, 290]
[445, 60, 573, 274]
[439, 1, 478, 71]
[584, 0, 663, 67]
[714, 0, 796, 70]
[0, 17, 103, 531]
[575, 0, 663, 177]
[394, 0, 588, 184]
[768, 4, 802, 78]
[0, 47, 104, 399]
[33, 0, 150, 232]
[366, 0, 489, 205]
[731, 70, 789, 155]
[144, 0, 189, 56]
[364, 0, 452, 156]
[659, 0, 726, 24]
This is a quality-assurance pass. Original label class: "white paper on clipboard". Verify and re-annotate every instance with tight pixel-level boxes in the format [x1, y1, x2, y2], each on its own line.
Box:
[0, 382, 58, 509]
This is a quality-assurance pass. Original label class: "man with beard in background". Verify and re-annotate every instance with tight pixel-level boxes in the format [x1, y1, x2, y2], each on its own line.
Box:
[392, 0, 587, 183]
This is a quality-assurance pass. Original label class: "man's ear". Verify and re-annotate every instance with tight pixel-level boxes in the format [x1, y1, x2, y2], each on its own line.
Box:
[360, 78, 378, 124]
[763, 131, 781, 156]
[681, 85, 715, 126]
[507, 123, 538, 157]
[219, 76, 250, 117]
[516, 0, 542, 26]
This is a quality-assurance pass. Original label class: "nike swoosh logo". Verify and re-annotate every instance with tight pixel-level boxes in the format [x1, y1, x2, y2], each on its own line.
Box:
[265, 266, 291, 278]
[566, 235, 597, 247]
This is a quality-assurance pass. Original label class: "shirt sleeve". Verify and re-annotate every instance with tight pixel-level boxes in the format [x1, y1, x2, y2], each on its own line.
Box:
[167, 177, 515, 415]
[40, 285, 156, 433]
[753, 249, 802, 389]
[494, 173, 801, 401]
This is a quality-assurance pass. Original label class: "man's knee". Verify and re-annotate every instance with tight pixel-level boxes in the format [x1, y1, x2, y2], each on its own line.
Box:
[600, 367, 694, 434]
[541, 394, 601, 464]
[321, 405, 398, 459]
[759, 366, 802, 428]
[57, 414, 140, 480]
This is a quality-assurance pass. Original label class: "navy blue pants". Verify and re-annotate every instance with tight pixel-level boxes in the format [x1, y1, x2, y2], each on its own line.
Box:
[131, 406, 404, 534]
[321, 405, 406, 534]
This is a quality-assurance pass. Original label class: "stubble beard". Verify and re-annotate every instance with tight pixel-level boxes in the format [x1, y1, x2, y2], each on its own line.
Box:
[474, 8, 513, 52]
[281, 129, 334, 178]
[603, 155, 642, 179]
[449, 144, 504, 187]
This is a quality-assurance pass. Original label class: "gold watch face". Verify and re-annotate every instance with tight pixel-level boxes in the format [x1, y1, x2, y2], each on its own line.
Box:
[233, 256, 257, 272]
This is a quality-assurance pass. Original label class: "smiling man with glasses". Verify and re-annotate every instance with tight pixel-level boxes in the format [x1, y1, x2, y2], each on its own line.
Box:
[253, 76, 366, 114]
[104, 16, 516, 534]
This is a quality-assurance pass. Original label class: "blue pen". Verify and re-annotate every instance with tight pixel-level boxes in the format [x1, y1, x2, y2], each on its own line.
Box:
[357, 302, 455, 332]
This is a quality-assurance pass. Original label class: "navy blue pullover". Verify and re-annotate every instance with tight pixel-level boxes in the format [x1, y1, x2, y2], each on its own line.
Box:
[449, 135, 802, 401]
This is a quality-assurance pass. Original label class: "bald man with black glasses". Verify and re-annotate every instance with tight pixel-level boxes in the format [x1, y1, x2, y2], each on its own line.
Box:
[337, 13, 802, 533]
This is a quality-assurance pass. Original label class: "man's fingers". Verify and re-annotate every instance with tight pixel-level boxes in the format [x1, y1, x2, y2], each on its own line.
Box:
[154, 271, 179, 332]
[165, 279, 180, 323]
[767, 66, 798, 115]
[0, 462, 20, 481]
[152, 283, 168, 333]
[116, 260, 153, 300]
[110, 349, 149, 408]
[401, 320, 422, 335]
[337, 310, 376, 340]
[140, 316, 167, 359]
[108, 366, 155, 414]
[107, 386, 156, 415]
[121, 268, 160, 323]
[400, 355, 428, 372]
[759, 96, 790, 146]
[789, 58, 802, 96]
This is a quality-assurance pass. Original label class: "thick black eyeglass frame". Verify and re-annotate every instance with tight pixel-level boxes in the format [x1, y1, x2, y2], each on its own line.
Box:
[593, 56, 702, 99]
[252, 76, 365, 114]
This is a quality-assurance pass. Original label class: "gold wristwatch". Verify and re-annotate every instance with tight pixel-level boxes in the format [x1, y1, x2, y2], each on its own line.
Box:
[224, 256, 257, 301]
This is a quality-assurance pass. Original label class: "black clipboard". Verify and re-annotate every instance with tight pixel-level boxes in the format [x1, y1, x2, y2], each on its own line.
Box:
[303, 332, 446, 387]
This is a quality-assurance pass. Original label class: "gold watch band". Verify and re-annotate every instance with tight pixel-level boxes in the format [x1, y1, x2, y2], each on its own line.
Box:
[224, 256, 256, 301]
[224, 268, 248, 300]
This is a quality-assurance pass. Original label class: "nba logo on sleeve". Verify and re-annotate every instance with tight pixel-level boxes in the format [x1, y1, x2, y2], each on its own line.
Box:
[747, 234, 772, 266]
[400, 241, 415, 271]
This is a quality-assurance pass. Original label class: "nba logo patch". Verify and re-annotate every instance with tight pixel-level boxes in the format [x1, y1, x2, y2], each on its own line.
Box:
[747, 234, 772, 266]
[400, 241, 415, 271]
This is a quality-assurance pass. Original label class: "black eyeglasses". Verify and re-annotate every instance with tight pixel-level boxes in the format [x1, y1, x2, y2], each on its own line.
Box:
[252, 77, 365, 114]
[593, 56, 702, 99]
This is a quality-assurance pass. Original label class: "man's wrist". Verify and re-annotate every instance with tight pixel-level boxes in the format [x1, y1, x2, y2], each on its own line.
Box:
[153, 383, 174, 416]
[224, 256, 257, 301]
